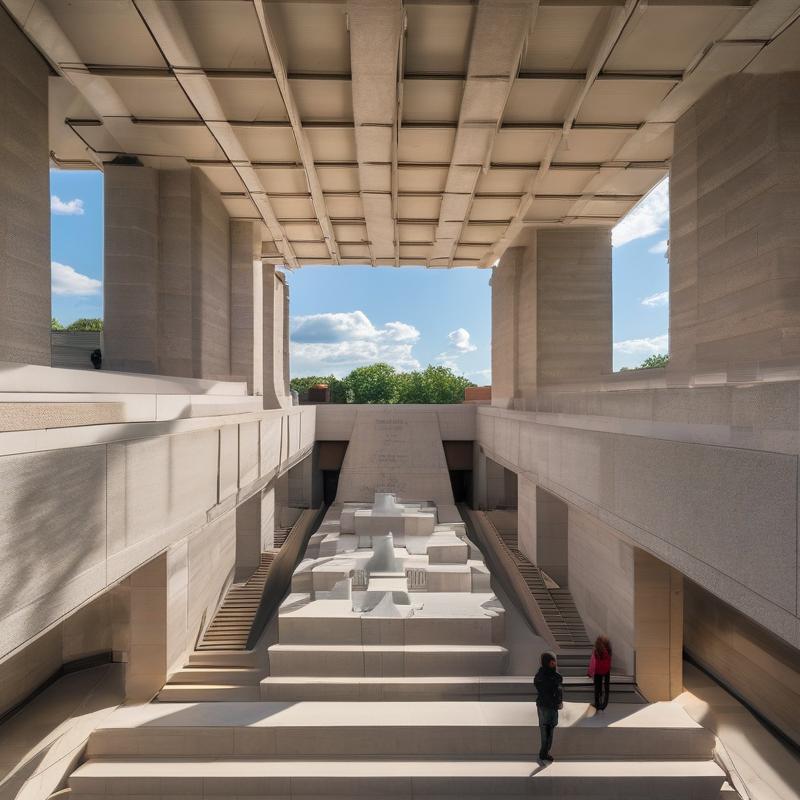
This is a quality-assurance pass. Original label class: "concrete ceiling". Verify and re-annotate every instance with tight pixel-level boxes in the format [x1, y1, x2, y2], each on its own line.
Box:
[10, 0, 800, 267]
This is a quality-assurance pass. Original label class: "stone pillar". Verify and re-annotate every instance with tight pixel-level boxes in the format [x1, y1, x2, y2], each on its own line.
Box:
[191, 169, 231, 380]
[0, 7, 50, 366]
[230, 221, 261, 392]
[669, 73, 800, 383]
[634, 548, 683, 701]
[485, 457, 507, 509]
[490, 247, 519, 408]
[257, 263, 292, 408]
[104, 164, 160, 373]
[537, 228, 612, 386]
[535, 486, 568, 587]
[157, 170, 193, 377]
[105, 165, 231, 378]
[235, 491, 263, 581]
[490, 229, 611, 407]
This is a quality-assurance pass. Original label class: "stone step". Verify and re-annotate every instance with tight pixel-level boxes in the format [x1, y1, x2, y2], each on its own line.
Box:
[85, 701, 714, 761]
[268, 643, 509, 677]
[166, 666, 262, 685]
[69, 758, 726, 799]
[277, 615, 497, 646]
[187, 649, 260, 667]
[260, 675, 641, 703]
[157, 683, 261, 702]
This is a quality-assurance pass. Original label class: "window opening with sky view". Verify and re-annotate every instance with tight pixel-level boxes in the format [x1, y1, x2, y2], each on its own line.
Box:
[50, 171, 670, 381]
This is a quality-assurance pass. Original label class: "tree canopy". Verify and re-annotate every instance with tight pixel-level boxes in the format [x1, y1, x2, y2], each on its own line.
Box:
[290, 363, 475, 404]
[51, 317, 104, 332]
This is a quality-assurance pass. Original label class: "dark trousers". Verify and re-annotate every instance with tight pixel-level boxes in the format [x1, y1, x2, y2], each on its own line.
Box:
[593, 672, 610, 710]
[537, 705, 558, 758]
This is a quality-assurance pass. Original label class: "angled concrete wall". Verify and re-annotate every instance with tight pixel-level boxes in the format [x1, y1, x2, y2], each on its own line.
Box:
[0, 6, 50, 367]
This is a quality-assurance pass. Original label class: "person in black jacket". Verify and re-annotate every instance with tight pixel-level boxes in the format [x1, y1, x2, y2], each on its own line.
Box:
[534, 651, 563, 762]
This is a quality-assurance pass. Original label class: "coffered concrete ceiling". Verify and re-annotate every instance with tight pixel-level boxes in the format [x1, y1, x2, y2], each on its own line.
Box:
[8, 0, 800, 267]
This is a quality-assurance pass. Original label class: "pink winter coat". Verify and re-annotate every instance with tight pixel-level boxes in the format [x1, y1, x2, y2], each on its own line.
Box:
[588, 650, 611, 677]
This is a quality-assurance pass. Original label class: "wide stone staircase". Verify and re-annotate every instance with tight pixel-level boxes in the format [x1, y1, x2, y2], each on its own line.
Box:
[68, 701, 727, 799]
[66, 501, 730, 799]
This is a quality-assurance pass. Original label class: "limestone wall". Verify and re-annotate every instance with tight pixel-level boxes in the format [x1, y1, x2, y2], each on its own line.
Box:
[477, 405, 800, 652]
[0, 404, 316, 665]
[669, 72, 800, 382]
[490, 248, 519, 408]
[568, 508, 635, 675]
[0, 6, 51, 367]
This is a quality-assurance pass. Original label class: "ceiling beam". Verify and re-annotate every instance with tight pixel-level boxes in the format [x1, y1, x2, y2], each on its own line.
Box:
[346, 0, 405, 266]
[481, 0, 642, 265]
[132, 0, 298, 267]
[251, 0, 341, 264]
[428, 0, 537, 267]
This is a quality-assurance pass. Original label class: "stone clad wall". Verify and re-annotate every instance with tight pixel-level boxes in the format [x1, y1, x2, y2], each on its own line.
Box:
[477, 405, 800, 653]
[0, 6, 50, 367]
[669, 72, 800, 381]
[0, 406, 315, 668]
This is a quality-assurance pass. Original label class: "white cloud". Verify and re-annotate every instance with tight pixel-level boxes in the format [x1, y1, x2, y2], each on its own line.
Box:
[613, 334, 669, 356]
[612, 178, 669, 248]
[434, 353, 459, 371]
[641, 291, 669, 308]
[649, 239, 668, 255]
[51, 261, 101, 296]
[51, 195, 85, 216]
[448, 327, 477, 353]
[290, 310, 421, 375]
[291, 310, 419, 344]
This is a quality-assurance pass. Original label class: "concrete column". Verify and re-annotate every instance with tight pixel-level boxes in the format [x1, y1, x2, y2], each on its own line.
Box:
[105, 165, 231, 378]
[104, 164, 160, 373]
[191, 169, 231, 380]
[157, 170, 193, 377]
[490, 247, 519, 408]
[490, 228, 611, 406]
[669, 73, 800, 382]
[634, 549, 683, 701]
[257, 263, 292, 408]
[230, 220, 260, 392]
[537, 228, 612, 386]
[485, 457, 506, 510]
[235, 492, 263, 581]
[535, 486, 568, 586]
[0, 7, 50, 366]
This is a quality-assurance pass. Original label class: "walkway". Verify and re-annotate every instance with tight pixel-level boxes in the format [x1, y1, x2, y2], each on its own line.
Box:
[678, 662, 800, 800]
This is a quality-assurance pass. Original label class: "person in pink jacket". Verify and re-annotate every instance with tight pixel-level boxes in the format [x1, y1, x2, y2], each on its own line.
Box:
[588, 635, 612, 711]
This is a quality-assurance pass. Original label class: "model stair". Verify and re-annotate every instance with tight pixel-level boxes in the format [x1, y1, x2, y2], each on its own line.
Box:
[197, 550, 277, 650]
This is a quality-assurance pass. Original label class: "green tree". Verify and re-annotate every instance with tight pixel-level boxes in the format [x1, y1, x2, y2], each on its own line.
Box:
[396, 365, 474, 404]
[639, 353, 669, 369]
[67, 317, 103, 332]
[342, 363, 399, 404]
[51, 317, 65, 331]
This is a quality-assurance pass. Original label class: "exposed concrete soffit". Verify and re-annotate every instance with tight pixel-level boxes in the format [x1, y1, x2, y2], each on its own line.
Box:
[252, 0, 341, 265]
[482, 0, 641, 266]
[429, 0, 536, 269]
[2, 0, 127, 167]
[347, 0, 405, 265]
[481, 0, 800, 266]
[132, 0, 298, 268]
[561, 0, 800, 222]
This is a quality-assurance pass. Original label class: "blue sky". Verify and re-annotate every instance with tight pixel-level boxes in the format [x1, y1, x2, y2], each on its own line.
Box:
[50, 169, 669, 377]
[50, 170, 104, 325]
